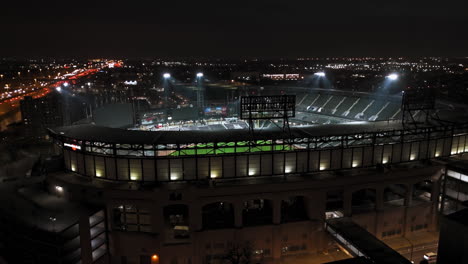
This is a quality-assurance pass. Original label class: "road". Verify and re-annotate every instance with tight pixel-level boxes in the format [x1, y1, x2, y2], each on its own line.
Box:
[398, 242, 438, 263]
[0, 68, 101, 130]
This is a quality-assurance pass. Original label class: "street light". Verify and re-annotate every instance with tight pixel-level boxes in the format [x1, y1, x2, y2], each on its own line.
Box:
[163, 73, 171, 79]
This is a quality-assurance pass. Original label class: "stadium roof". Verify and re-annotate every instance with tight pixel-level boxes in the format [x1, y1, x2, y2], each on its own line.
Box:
[49, 121, 407, 144]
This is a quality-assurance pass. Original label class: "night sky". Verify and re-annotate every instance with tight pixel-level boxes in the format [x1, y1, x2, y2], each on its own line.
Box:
[2, 0, 468, 58]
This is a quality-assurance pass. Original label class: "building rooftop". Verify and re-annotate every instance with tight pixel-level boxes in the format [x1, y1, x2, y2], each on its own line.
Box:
[326, 217, 412, 264]
[445, 208, 468, 227]
[0, 177, 98, 233]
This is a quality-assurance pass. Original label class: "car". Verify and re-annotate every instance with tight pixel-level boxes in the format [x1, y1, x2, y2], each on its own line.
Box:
[423, 252, 437, 263]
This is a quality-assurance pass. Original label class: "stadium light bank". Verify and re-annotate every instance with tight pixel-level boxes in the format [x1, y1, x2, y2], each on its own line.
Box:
[314, 71, 326, 77]
[386, 73, 399, 81]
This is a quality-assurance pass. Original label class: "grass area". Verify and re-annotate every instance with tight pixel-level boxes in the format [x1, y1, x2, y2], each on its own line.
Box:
[169, 141, 293, 156]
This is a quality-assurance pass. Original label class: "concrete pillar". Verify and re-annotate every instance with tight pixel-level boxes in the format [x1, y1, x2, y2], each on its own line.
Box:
[405, 184, 413, 207]
[272, 198, 282, 225]
[375, 211, 385, 239]
[403, 207, 412, 236]
[233, 201, 243, 228]
[271, 226, 282, 261]
[343, 191, 353, 216]
[430, 179, 441, 231]
[189, 202, 202, 231]
[304, 195, 316, 220]
[375, 187, 384, 211]
[79, 215, 93, 264]
[152, 204, 164, 234]
[306, 192, 326, 220]
[431, 179, 440, 203]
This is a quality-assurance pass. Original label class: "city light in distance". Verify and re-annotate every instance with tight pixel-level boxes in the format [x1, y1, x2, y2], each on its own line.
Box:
[314, 71, 326, 77]
[386, 73, 399, 80]
[163, 73, 171, 79]
[196, 72, 204, 77]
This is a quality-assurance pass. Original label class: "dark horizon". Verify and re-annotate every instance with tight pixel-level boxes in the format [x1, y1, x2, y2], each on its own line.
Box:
[2, 1, 468, 58]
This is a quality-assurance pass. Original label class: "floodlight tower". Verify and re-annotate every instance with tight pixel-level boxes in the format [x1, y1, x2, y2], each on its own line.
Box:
[163, 73, 171, 107]
[196, 72, 204, 109]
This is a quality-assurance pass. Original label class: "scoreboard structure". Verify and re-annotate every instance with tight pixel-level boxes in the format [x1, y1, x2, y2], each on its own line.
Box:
[240, 95, 296, 120]
[240, 95, 296, 132]
[401, 88, 436, 125]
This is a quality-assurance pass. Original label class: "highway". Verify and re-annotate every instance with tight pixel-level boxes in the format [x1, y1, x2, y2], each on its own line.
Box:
[0, 68, 101, 131]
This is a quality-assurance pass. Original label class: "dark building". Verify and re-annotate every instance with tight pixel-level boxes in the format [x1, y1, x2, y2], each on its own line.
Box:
[440, 161, 468, 215]
[20, 91, 91, 136]
[437, 208, 468, 264]
[20, 92, 65, 136]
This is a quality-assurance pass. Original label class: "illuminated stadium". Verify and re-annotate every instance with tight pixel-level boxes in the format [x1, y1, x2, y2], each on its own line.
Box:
[48, 86, 468, 182]
[43, 84, 468, 264]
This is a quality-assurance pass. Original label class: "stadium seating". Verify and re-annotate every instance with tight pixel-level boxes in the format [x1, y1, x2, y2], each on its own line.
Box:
[295, 91, 402, 122]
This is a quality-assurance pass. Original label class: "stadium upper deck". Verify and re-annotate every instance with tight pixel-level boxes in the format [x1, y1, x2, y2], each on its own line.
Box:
[49, 119, 468, 182]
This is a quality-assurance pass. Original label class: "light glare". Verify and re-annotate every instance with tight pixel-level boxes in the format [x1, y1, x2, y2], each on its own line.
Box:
[386, 73, 398, 80]
[163, 73, 171, 79]
[314, 72, 326, 77]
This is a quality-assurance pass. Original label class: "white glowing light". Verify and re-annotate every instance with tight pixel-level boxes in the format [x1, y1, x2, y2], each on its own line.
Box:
[163, 73, 171, 79]
[63, 82, 69, 87]
[314, 72, 326, 77]
[319, 165, 326, 171]
[410, 154, 416, 160]
[96, 170, 102, 177]
[196, 72, 204, 77]
[64, 143, 81, 150]
[285, 166, 293, 173]
[382, 158, 388, 164]
[130, 174, 139, 181]
[386, 73, 399, 80]
[124, 80, 137, 85]
[248, 170, 256, 176]
[352, 162, 359, 168]
[56, 87, 62, 92]
[435, 152, 440, 157]
[55, 185, 63, 192]
[170, 173, 180, 180]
